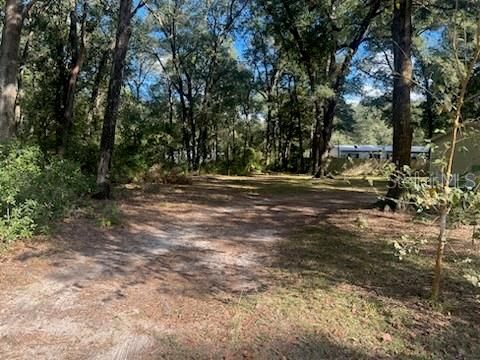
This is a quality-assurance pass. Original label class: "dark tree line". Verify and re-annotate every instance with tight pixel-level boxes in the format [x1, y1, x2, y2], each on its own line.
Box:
[0, 0, 476, 199]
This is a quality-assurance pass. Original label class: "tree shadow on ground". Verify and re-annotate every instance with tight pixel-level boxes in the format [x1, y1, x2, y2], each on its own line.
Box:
[148, 330, 400, 360]
[6, 176, 480, 358]
[270, 217, 480, 358]
[11, 177, 378, 300]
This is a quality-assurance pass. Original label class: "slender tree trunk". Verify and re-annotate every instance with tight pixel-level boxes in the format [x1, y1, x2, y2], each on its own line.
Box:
[311, 98, 322, 175]
[291, 78, 304, 172]
[430, 30, 480, 299]
[432, 207, 448, 300]
[14, 30, 32, 132]
[265, 102, 272, 165]
[185, 75, 197, 170]
[264, 68, 280, 167]
[58, 2, 87, 155]
[243, 121, 249, 163]
[167, 81, 175, 164]
[419, 61, 435, 139]
[314, 98, 336, 177]
[384, 0, 413, 209]
[87, 49, 109, 139]
[214, 122, 219, 161]
[297, 115, 304, 172]
[95, 0, 134, 198]
[179, 101, 191, 166]
[199, 126, 208, 165]
[0, 0, 26, 141]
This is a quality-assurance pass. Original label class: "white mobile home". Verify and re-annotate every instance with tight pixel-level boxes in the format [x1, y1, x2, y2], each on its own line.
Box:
[329, 145, 429, 160]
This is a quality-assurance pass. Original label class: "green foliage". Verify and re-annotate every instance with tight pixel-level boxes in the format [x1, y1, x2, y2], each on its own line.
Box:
[218, 147, 264, 176]
[144, 164, 193, 185]
[464, 266, 480, 288]
[393, 235, 428, 261]
[0, 144, 91, 244]
[0, 200, 39, 243]
[333, 104, 393, 145]
[96, 203, 122, 228]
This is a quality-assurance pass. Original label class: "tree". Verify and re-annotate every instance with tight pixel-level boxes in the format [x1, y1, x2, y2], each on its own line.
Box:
[95, 0, 145, 198]
[244, 17, 282, 166]
[430, 3, 480, 301]
[311, 0, 384, 177]
[382, 0, 413, 209]
[0, 0, 40, 141]
[259, 0, 383, 176]
[56, 0, 89, 155]
[146, 0, 250, 171]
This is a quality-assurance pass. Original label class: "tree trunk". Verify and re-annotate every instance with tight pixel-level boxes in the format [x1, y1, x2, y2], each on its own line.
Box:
[314, 0, 382, 178]
[185, 74, 197, 170]
[384, 0, 413, 209]
[314, 98, 336, 178]
[95, 0, 134, 199]
[167, 81, 175, 164]
[58, 2, 87, 155]
[198, 126, 208, 165]
[87, 49, 109, 139]
[311, 98, 322, 175]
[265, 101, 273, 165]
[14, 30, 32, 132]
[291, 78, 304, 172]
[214, 122, 219, 161]
[264, 69, 280, 167]
[0, 0, 26, 141]
[432, 207, 448, 300]
[419, 60, 435, 139]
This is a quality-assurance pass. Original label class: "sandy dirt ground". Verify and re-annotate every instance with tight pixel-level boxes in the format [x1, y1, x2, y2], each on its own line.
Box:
[0, 176, 435, 359]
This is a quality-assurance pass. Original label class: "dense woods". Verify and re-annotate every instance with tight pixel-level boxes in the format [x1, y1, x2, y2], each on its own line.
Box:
[0, 0, 476, 184]
[0, 1, 477, 236]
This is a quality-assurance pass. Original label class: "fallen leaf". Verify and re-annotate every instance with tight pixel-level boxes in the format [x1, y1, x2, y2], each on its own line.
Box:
[382, 333, 393, 342]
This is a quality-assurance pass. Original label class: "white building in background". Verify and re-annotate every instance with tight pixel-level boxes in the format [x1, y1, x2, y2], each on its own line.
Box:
[329, 145, 429, 160]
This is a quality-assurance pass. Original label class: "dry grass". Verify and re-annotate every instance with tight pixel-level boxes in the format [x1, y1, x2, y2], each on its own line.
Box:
[0, 175, 479, 359]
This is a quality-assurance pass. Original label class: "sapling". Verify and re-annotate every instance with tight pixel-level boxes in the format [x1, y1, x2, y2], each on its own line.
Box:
[430, 4, 480, 300]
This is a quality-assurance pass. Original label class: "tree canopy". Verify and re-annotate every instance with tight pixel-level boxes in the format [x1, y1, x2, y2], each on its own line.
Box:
[0, 0, 477, 188]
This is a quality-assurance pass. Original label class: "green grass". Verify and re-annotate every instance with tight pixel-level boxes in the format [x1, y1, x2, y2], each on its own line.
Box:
[209, 175, 388, 197]
[121, 175, 478, 358]
[32, 175, 478, 358]
[76, 200, 123, 228]
[213, 222, 480, 359]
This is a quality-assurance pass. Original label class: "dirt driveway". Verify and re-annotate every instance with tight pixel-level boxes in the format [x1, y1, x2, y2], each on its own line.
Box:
[0, 176, 376, 359]
[3, 176, 478, 359]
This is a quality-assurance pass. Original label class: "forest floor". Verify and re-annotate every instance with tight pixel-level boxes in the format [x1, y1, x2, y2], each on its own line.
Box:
[0, 175, 479, 359]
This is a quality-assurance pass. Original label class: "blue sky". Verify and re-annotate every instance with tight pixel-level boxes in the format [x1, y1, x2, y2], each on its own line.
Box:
[232, 28, 443, 106]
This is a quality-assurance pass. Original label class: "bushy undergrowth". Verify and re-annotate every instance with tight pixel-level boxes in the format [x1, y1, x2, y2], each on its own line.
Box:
[212, 148, 264, 176]
[0, 144, 92, 244]
[145, 164, 193, 185]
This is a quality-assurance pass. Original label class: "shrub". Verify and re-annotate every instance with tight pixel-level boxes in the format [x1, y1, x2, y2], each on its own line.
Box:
[144, 164, 193, 185]
[0, 143, 92, 244]
[96, 203, 122, 228]
[216, 148, 264, 176]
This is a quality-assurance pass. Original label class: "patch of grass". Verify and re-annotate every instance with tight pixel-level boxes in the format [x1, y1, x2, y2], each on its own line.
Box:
[96, 203, 122, 228]
[317, 177, 388, 193]
[214, 222, 480, 359]
[77, 201, 122, 228]
[213, 175, 388, 198]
